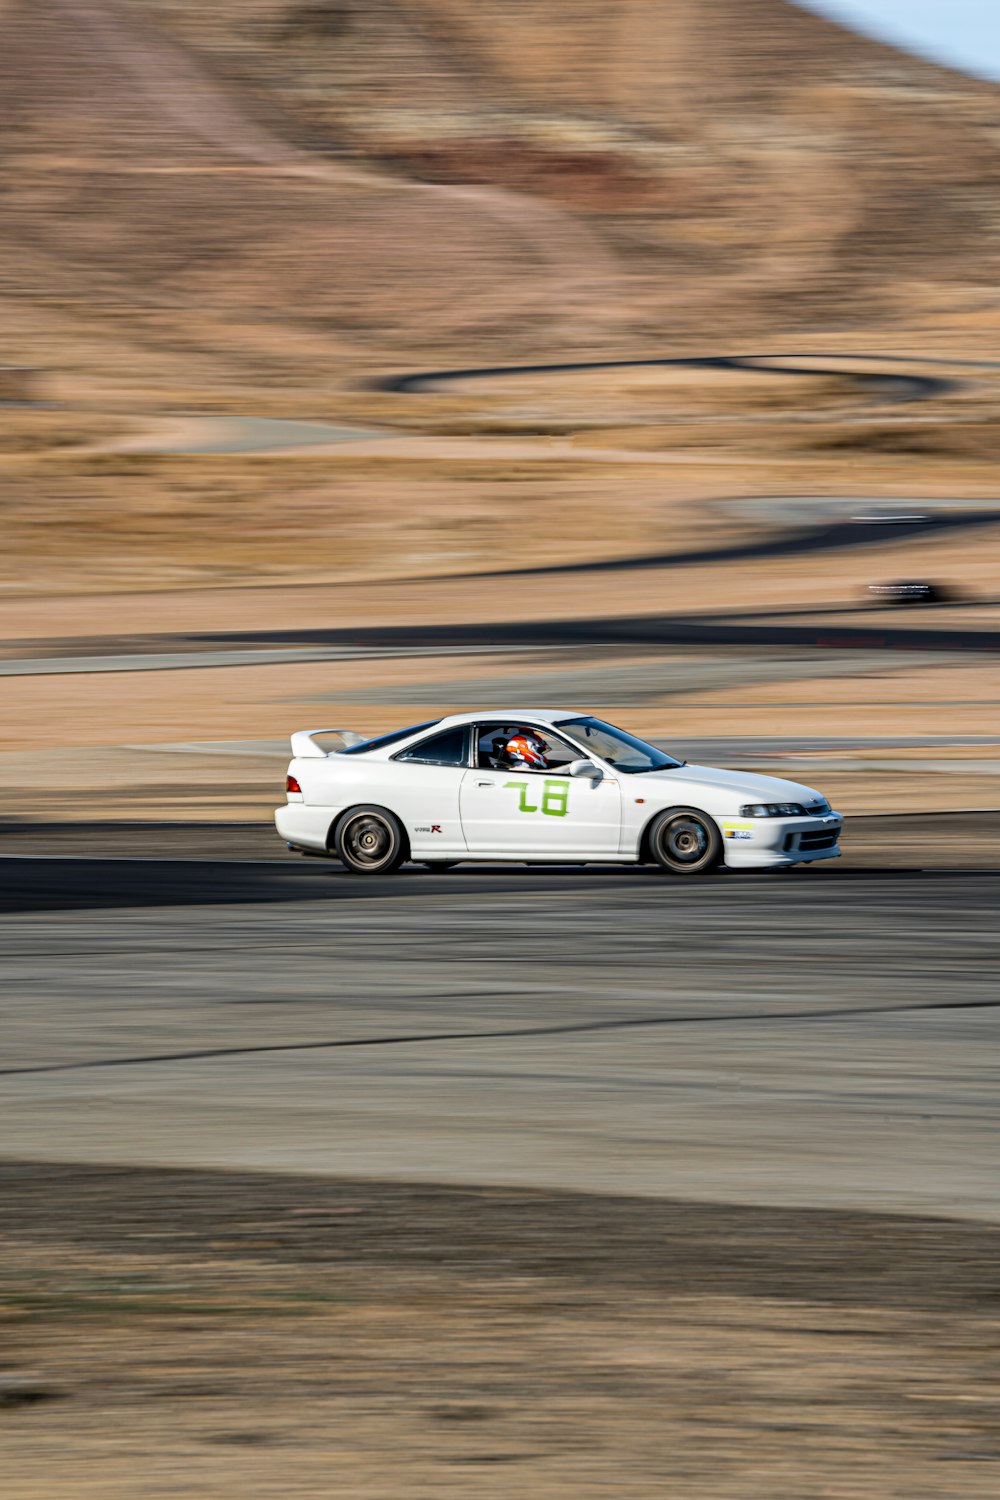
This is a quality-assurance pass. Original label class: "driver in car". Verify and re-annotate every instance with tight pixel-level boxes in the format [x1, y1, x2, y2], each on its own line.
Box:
[502, 730, 552, 771]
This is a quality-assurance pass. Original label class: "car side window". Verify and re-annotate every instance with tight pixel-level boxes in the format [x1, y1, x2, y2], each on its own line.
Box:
[476, 724, 578, 773]
[478, 726, 509, 770]
[394, 726, 469, 767]
[532, 734, 578, 773]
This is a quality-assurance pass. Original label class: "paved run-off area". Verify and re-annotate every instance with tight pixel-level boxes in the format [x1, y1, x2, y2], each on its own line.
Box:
[2, 819, 998, 1223]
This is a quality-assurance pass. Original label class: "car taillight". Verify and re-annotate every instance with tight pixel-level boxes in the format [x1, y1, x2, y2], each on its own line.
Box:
[286, 774, 302, 794]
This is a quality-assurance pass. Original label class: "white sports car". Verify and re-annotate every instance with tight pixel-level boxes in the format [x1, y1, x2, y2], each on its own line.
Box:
[275, 711, 842, 876]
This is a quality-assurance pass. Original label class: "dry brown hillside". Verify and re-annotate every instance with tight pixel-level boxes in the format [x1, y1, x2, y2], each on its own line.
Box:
[4, 0, 1000, 371]
[7, 0, 1000, 599]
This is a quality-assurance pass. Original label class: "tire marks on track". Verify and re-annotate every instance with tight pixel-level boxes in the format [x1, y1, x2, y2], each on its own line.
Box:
[3, 993, 999, 1080]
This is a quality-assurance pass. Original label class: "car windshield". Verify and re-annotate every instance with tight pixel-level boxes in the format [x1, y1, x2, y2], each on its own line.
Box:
[339, 719, 440, 755]
[555, 717, 683, 774]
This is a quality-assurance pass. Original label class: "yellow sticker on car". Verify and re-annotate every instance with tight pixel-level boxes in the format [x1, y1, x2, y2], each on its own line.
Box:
[722, 819, 755, 841]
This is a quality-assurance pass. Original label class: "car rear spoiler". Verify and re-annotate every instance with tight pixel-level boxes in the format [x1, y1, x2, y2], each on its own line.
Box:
[289, 727, 369, 759]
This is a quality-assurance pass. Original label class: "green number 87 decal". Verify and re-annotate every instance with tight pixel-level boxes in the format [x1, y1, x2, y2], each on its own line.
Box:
[504, 779, 570, 817]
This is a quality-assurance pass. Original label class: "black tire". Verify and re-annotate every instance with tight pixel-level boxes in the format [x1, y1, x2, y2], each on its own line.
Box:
[647, 807, 722, 876]
[422, 861, 459, 873]
[335, 805, 407, 876]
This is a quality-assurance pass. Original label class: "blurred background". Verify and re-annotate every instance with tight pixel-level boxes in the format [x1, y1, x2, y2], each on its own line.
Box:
[2, 0, 1000, 821]
[3, 4, 1000, 1496]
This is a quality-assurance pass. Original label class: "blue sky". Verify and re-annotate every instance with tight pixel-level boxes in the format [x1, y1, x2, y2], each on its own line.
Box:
[800, 1, 1000, 83]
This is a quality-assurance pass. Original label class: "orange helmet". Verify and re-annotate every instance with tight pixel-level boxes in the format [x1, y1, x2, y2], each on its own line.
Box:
[505, 732, 548, 769]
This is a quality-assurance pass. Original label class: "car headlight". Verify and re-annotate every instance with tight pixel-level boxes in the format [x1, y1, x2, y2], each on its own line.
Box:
[739, 802, 807, 818]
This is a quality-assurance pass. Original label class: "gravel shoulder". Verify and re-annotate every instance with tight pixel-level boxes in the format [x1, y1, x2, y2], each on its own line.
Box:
[3, 1161, 1000, 1500]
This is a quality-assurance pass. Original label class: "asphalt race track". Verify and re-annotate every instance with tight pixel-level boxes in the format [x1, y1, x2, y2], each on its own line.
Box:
[425, 509, 1000, 582]
[6, 604, 999, 681]
[2, 815, 998, 1223]
[194, 611, 1000, 657]
[379, 352, 958, 400]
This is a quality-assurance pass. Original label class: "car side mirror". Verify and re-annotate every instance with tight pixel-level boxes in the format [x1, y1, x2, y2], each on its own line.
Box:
[567, 758, 602, 779]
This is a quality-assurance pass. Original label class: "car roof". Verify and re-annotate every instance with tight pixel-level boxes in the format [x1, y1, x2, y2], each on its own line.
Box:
[435, 709, 587, 729]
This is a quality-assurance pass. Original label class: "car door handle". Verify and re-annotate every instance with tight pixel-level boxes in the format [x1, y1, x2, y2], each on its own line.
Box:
[476, 780, 495, 787]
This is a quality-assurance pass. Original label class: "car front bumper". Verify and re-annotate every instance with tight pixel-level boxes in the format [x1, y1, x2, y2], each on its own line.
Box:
[719, 812, 843, 869]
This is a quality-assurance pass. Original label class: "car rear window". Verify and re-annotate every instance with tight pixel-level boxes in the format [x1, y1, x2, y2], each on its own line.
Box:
[394, 726, 470, 766]
[339, 719, 440, 755]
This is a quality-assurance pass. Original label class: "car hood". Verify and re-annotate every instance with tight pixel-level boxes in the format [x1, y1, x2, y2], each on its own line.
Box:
[634, 762, 826, 805]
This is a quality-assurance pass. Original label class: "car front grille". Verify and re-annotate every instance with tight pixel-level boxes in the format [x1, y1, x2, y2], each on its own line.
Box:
[795, 830, 840, 852]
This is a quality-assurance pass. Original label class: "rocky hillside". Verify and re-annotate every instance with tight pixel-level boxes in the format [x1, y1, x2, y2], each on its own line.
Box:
[4, 0, 1000, 363]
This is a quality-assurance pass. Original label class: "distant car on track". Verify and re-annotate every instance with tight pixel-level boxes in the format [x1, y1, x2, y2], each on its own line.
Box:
[276, 712, 842, 876]
[851, 509, 929, 525]
[865, 579, 949, 606]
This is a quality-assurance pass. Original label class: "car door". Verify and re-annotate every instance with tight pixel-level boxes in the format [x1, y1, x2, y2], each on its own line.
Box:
[387, 725, 471, 856]
[459, 726, 621, 856]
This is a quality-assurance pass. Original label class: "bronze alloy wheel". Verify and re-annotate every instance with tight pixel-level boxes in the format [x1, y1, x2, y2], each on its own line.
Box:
[335, 806, 406, 875]
[648, 807, 722, 875]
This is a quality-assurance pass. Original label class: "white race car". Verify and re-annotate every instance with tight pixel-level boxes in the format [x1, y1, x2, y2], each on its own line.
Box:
[276, 711, 842, 876]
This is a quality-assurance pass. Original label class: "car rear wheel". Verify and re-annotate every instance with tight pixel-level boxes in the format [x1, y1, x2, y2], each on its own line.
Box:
[335, 806, 407, 875]
[648, 807, 722, 876]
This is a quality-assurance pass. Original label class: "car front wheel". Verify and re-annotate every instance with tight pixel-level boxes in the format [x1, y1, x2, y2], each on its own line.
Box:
[648, 807, 722, 876]
[335, 806, 407, 875]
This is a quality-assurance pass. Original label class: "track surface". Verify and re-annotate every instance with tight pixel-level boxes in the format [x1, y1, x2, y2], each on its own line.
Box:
[8, 599, 994, 677]
[3, 815, 998, 1222]
[193, 610, 1000, 655]
[381, 352, 957, 399]
[428, 508, 1000, 582]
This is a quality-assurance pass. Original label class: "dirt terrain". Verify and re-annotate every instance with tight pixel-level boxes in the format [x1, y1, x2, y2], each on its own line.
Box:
[10, 0, 1000, 349]
[5, 1, 1000, 599]
[3, 1162, 999, 1499]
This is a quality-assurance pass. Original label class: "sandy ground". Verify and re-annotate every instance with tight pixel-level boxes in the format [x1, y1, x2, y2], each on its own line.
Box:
[0, 646, 997, 821]
[3, 1164, 1000, 1500]
[4, 458, 1000, 609]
